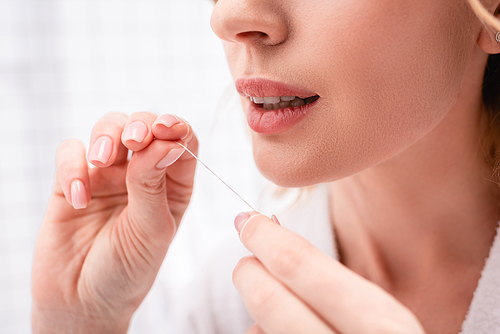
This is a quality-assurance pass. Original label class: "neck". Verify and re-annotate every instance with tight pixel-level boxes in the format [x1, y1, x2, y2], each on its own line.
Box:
[330, 75, 500, 293]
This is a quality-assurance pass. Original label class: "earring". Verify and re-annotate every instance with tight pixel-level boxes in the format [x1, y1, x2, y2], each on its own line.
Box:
[496, 31, 500, 43]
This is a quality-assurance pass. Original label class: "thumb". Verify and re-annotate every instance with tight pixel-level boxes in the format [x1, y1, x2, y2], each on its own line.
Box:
[124, 139, 190, 244]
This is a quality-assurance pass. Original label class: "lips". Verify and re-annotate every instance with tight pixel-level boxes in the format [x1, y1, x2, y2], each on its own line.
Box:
[235, 78, 319, 100]
[235, 78, 320, 134]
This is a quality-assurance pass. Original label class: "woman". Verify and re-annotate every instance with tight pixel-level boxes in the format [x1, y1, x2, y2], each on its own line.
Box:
[31, 0, 500, 333]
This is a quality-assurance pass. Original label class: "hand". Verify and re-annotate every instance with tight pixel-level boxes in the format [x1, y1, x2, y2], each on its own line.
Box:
[32, 112, 198, 333]
[233, 213, 426, 334]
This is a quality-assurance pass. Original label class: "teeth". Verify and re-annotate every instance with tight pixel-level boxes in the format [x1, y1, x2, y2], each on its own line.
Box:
[291, 99, 306, 107]
[263, 96, 280, 104]
[250, 95, 319, 110]
[250, 96, 297, 104]
[280, 101, 292, 108]
[263, 103, 273, 110]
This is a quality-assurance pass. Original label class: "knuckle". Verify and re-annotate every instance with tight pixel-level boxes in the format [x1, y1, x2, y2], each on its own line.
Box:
[93, 112, 128, 132]
[247, 281, 278, 312]
[58, 158, 82, 174]
[233, 257, 278, 313]
[269, 240, 313, 280]
[233, 256, 255, 283]
[141, 179, 166, 195]
[56, 140, 85, 168]
[104, 111, 129, 121]
[58, 138, 81, 150]
[131, 111, 158, 120]
[128, 173, 166, 196]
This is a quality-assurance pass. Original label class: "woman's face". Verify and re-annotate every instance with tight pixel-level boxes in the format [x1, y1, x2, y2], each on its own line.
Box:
[211, 0, 478, 187]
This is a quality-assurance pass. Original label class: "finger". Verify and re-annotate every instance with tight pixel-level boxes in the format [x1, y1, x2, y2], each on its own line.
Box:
[87, 163, 128, 198]
[233, 256, 334, 334]
[152, 114, 192, 142]
[237, 214, 425, 334]
[125, 138, 194, 243]
[88, 112, 129, 167]
[245, 324, 266, 334]
[121, 111, 157, 152]
[164, 131, 198, 223]
[55, 139, 91, 210]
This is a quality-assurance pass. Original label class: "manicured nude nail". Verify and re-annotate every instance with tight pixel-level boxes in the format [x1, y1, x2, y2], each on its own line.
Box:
[71, 180, 87, 210]
[123, 121, 148, 143]
[89, 136, 113, 164]
[235, 212, 250, 232]
[271, 214, 281, 226]
[156, 148, 185, 168]
[155, 114, 180, 128]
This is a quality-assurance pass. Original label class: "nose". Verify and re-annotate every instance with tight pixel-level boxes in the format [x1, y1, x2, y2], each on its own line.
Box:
[210, 0, 288, 46]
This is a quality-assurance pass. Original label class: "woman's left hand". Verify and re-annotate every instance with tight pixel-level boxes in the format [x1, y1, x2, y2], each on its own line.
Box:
[233, 213, 426, 334]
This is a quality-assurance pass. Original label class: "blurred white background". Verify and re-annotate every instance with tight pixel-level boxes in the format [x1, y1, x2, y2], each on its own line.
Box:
[0, 0, 267, 332]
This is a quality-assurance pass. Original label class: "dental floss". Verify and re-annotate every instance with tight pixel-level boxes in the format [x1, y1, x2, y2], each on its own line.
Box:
[174, 141, 257, 212]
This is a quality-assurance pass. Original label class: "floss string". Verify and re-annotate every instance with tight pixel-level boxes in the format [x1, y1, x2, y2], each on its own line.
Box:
[174, 141, 256, 212]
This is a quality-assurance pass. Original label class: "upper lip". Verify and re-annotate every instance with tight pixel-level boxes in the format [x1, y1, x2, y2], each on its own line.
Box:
[235, 78, 318, 99]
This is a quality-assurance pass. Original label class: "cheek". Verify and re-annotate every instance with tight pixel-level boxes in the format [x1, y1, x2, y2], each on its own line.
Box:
[250, 1, 472, 187]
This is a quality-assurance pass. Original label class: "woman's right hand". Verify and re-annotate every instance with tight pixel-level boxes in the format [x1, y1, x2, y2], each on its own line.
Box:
[31, 112, 198, 334]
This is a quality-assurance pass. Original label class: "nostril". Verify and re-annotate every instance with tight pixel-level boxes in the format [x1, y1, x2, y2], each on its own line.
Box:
[236, 31, 268, 40]
[237, 31, 265, 37]
[236, 31, 285, 47]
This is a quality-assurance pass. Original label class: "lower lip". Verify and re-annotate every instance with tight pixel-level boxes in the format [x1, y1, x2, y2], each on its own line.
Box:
[246, 100, 319, 134]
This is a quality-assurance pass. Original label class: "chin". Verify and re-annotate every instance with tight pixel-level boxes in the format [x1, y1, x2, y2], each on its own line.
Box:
[252, 145, 340, 188]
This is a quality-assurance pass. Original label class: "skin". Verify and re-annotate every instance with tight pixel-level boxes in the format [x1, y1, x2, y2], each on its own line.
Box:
[211, 0, 488, 187]
[210, 0, 500, 332]
[234, 213, 425, 333]
[32, 112, 198, 333]
[31, 0, 500, 334]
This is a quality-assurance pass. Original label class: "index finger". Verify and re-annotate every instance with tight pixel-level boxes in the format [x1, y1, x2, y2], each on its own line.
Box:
[238, 213, 425, 334]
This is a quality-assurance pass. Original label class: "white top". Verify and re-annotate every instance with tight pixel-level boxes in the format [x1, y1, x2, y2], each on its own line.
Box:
[130, 184, 500, 334]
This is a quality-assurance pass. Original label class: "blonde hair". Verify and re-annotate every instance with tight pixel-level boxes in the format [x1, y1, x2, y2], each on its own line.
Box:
[466, 0, 500, 184]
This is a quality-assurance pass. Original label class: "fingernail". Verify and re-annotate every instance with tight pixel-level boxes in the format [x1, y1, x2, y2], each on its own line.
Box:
[181, 123, 191, 141]
[155, 114, 180, 128]
[89, 136, 113, 164]
[71, 180, 87, 209]
[156, 148, 185, 168]
[123, 121, 148, 143]
[271, 214, 281, 226]
[234, 212, 250, 232]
